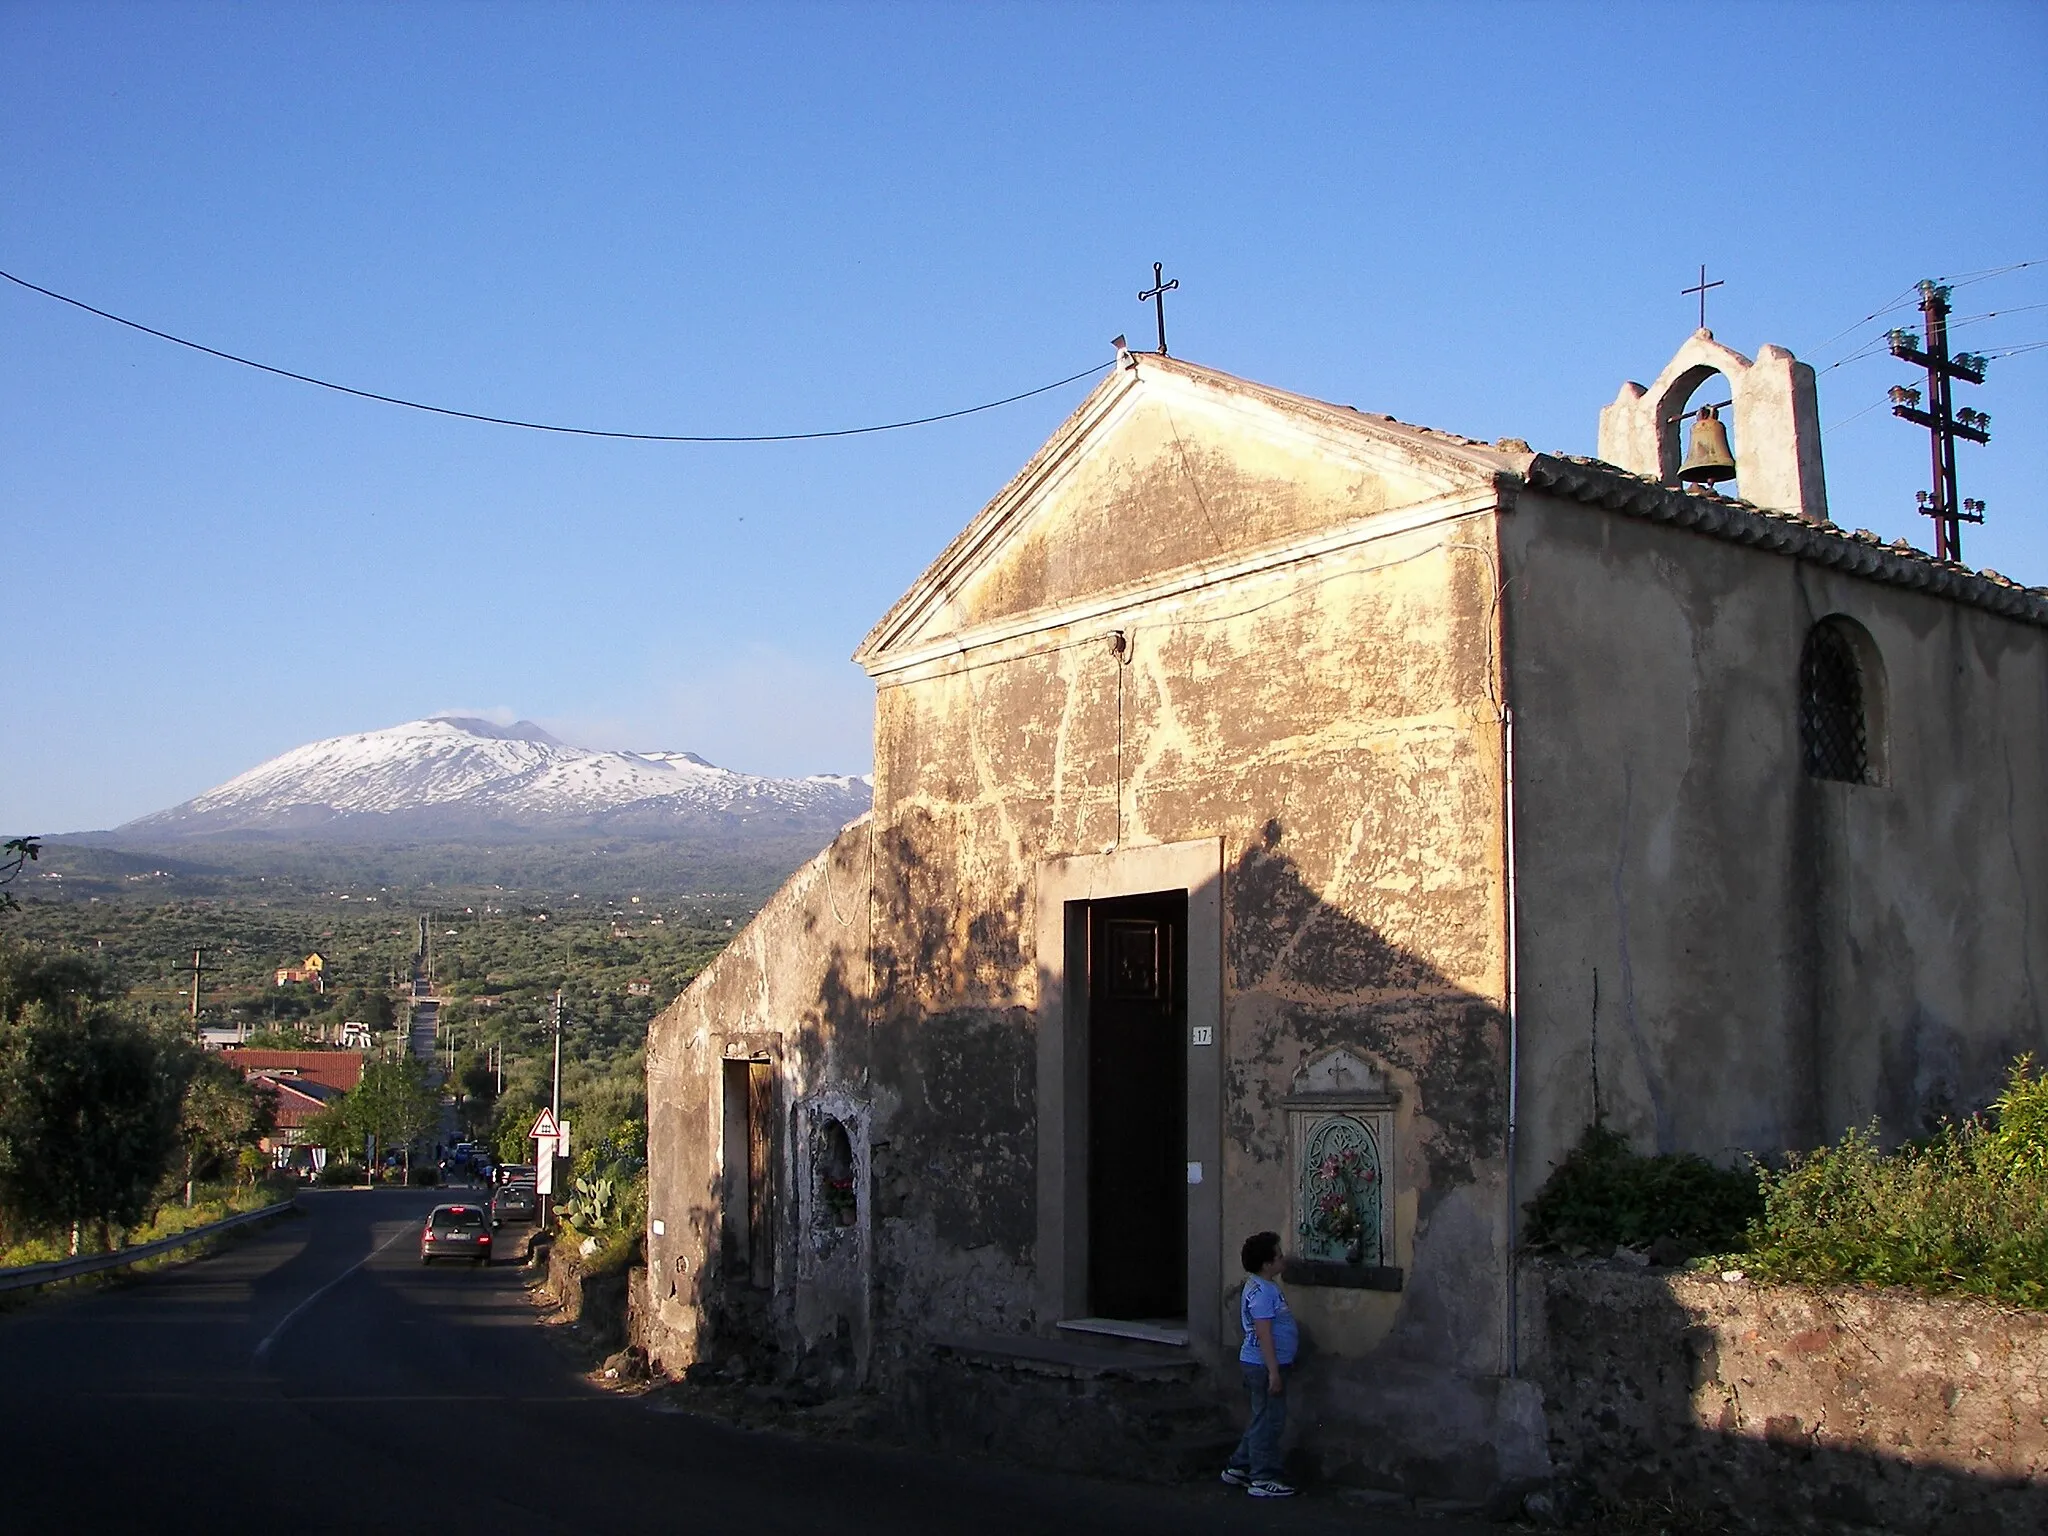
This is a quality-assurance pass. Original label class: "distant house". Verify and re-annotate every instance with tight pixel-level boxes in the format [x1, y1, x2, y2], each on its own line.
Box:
[274, 952, 326, 990]
[626, 980, 654, 997]
[197, 1022, 255, 1050]
[220, 1049, 364, 1161]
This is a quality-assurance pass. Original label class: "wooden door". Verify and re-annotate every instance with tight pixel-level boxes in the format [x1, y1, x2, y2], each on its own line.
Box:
[746, 1060, 777, 1290]
[1086, 892, 1188, 1320]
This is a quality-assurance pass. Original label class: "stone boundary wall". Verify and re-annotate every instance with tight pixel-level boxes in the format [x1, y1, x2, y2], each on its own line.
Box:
[1521, 1259, 2047, 1533]
[540, 1239, 629, 1351]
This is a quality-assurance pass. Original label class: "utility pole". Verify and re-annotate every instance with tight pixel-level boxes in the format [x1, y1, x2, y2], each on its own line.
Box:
[1888, 280, 1992, 562]
[188, 947, 205, 1021]
[550, 989, 563, 1119]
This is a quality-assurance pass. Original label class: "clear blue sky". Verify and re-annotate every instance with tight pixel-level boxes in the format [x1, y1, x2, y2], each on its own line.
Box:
[5, 2, 2043, 833]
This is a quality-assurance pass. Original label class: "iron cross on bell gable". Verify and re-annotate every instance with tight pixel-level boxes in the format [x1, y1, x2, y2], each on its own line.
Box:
[1682, 263, 1725, 331]
[1138, 262, 1179, 355]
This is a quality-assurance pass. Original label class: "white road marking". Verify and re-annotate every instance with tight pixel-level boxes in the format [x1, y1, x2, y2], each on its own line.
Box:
[252, 1221, 412, 1361]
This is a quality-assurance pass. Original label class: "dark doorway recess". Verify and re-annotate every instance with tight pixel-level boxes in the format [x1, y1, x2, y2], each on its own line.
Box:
[1086, 890, 1188, 1320]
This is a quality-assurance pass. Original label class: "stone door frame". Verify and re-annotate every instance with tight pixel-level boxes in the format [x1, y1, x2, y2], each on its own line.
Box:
[1035, 837, 1224, 1361]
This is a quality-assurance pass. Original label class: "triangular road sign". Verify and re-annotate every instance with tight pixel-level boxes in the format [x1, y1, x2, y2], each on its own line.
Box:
[529, 1108, 561, 1141]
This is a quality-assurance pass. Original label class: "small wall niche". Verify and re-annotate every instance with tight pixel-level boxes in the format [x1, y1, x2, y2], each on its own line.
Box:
[814, 1115, 857, 1231]
[1284, 1049, 1402, 1291]
[797, 1087, 870, 1274]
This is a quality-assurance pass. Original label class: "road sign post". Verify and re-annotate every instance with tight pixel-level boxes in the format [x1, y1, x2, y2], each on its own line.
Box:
[530, 1108, 561, 1223]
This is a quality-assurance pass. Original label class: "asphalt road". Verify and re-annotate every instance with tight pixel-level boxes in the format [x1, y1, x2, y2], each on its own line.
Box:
[0, 1191, 1491, 1535]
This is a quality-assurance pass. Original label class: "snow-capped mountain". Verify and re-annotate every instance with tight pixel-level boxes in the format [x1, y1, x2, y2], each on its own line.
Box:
[121, 717, 872, 840]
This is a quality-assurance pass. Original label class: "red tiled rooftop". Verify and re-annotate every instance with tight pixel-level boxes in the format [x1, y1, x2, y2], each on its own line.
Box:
[219, 1049, 365, 1094]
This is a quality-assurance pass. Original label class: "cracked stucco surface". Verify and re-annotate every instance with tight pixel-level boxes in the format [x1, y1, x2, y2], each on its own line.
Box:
[1504, 490, 2048, 1190]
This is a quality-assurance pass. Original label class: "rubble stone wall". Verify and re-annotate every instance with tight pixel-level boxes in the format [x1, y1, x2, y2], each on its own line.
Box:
[1523, 1260, 2048, 1533]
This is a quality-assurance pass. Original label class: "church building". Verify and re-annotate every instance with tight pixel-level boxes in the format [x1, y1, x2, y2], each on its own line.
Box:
[639, 326, 2047, 1497]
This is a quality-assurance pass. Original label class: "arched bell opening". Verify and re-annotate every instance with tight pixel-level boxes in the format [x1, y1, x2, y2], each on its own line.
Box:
[1598, 331, 1829, 522]
[1659, 365, 1740, 496]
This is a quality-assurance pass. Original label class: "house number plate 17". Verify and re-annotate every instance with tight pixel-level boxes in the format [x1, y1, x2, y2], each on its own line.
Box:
[1190, 1026, 1213, 1046]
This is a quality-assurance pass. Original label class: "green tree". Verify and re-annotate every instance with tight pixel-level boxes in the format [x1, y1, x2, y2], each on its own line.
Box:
[304, 1056, 439, 1174]
[172, 1050, 276, 1203]
[298, 1099, 357, 1170]
[0, 837, 39, 914]
[242, 1023, 313, 1049]
[325, 986, 395, 1033]
[491, 1085, 545, 1166]
[0, 943, 184, 1250]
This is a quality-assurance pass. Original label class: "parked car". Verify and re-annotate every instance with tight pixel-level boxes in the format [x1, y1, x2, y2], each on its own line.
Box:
[419, 1204, 494, 1266]
[490, 1184, 537, 1226]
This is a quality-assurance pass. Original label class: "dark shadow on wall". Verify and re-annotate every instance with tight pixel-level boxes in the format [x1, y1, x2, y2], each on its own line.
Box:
[1226, 819, 1506, 1215]
[826, 809, 1037, 1260]
[1527, 1259, 2046, 1535]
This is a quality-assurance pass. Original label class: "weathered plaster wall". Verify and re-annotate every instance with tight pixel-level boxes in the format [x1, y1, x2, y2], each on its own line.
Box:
[1523, 1260, 2048, 1533]
[943, 387, 1449, 634]
[647, 360, 1537, 1492]
[643, 820, 875, 1376]
[1504, 491, 2048, 1189]
[862, 493, 1527, 1491]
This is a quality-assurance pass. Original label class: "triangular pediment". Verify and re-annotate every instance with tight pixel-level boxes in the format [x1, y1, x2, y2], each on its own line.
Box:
[855, 356, 1519, 672]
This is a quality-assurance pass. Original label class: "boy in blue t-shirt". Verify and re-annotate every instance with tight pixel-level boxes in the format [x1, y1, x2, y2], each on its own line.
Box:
[1222, 1230, 1298, 1498]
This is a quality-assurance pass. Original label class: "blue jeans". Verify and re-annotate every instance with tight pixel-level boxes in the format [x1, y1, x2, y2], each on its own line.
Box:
[1227, 1361, 1289, 1481]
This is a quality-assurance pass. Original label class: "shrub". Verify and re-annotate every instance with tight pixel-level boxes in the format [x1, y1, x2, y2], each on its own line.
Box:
[1982, 1053, 2048, 1180]
[409, 1166, 439, 1187]
[315, 1161, 362, 1186]
[1743, 1057, 2048, 1309]
[1524, 1125, 1762, 1260]
[560, 1166, 646, 1276]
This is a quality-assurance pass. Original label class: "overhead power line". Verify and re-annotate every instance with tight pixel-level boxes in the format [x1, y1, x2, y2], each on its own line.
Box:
[1807, 259, 2043, 368]
[0, 267, 1110, 442]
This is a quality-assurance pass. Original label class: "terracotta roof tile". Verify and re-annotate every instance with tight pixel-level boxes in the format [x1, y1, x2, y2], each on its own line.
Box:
[219, 1049, 365, 1094]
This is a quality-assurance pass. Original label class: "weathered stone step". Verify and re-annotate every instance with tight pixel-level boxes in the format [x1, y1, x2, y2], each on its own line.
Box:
[929, 1330, 1200, 1380]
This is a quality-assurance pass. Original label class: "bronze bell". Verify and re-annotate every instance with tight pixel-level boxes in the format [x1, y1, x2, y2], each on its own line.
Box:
[1678, 405, 1737, 487]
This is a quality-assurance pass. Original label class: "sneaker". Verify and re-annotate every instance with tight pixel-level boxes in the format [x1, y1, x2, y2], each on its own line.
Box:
[1248, 1479, 1298, 1499]
[1220, 1467, 1251, 1488]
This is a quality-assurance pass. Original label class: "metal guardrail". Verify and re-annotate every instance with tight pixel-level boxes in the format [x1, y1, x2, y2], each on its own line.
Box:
[0, 1196, 299, 1294]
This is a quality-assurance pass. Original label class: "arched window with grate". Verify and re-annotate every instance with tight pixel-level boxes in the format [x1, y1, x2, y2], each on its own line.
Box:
[1799, 617, 1885, 785]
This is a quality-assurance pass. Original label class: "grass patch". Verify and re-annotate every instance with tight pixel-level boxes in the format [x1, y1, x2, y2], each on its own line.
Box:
[0, 1178, 294, 1269]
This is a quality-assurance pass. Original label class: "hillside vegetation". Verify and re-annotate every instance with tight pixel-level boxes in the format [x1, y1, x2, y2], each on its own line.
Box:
[6, 861, 760, 1202]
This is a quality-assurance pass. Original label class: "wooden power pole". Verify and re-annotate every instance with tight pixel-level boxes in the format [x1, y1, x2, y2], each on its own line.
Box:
[1889, 280, 1992, 562]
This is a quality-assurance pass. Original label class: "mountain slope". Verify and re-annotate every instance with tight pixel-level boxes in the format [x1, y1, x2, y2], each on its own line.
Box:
[120, 717, 872, 840]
